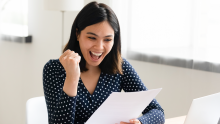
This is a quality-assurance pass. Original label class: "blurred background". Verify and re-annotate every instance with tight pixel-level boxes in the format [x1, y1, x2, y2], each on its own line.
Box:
[0, 0, 220, 123]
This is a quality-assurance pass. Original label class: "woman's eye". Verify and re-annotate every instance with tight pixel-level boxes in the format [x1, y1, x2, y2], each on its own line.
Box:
[88, 37, 96, 40]
[105, 39, 112, 42]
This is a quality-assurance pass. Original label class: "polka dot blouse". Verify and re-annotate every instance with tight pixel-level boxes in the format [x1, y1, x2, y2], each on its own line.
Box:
[43, 58, 165, 124]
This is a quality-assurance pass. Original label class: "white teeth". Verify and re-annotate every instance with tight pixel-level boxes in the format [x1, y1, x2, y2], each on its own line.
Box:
[91, 51, 102, 56]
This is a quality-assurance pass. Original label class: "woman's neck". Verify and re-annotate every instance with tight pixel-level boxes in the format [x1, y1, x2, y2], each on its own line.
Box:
[84, 63, 101, 75]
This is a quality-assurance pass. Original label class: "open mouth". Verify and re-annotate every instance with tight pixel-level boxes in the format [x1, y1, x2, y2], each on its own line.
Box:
[89, 51, 103, 61]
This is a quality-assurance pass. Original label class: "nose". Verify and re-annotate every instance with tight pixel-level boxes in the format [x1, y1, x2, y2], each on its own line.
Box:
[94, 40, 104, 50]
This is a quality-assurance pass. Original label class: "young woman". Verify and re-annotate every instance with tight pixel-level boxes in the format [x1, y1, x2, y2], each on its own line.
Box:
[43, 1, 165, 124]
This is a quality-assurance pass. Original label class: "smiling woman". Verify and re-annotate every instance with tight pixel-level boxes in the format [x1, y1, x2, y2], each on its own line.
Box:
[77, 21, 114, 68]
[43, 1, 165, 124]
[63, 2, 123, 75]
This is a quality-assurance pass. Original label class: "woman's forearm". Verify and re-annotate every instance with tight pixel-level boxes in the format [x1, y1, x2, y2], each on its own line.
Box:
[63, 76, 79, 97]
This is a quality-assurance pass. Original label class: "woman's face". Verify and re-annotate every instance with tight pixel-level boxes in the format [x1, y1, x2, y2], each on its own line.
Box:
[77, 21, 114, 67]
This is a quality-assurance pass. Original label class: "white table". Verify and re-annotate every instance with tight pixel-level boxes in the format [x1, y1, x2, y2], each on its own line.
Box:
[165, 116, 186, 124]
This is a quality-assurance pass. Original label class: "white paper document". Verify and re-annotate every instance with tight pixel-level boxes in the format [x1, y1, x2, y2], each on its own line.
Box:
[85, 88, 162, 124]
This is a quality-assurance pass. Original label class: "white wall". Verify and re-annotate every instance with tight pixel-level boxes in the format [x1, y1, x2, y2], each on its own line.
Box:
[0, 0, 220, 123]
[0, 0, 61, 123]
[129, 59, 220, 118]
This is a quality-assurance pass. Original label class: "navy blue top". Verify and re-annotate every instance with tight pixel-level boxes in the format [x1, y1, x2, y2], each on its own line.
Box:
[43, 58, 165, 124]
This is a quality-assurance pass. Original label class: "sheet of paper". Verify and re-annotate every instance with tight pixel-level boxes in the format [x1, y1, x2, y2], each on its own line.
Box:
[85, 88, 162, 124]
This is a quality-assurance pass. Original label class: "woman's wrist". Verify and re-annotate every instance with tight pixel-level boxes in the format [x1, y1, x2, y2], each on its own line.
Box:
[66, 74, 79, 83]
[63, 77, 79, 97]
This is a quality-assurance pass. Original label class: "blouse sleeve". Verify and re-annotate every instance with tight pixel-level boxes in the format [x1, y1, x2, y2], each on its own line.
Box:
[43, 59, 78, 124]
[121, 59, 165, 124]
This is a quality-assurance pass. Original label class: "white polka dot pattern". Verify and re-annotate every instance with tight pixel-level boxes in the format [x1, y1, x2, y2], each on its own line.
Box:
[43, 58, 165, 124]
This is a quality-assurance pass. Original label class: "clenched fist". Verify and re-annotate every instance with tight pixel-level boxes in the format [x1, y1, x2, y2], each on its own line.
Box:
[59, 49, 81, 81]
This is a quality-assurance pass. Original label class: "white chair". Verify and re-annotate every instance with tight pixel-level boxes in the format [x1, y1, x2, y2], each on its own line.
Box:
[26, 96, 48, 124]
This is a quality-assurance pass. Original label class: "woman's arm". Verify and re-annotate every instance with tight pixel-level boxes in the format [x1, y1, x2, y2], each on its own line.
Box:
[137, 99, 165, 124]
[43, 59, 78, 124]
[121, 59, 165, 124]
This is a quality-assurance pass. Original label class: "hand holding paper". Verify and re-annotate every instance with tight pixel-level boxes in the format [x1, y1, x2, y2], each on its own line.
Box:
[85, 88, 162, 124]
[119, 118, 141, 124]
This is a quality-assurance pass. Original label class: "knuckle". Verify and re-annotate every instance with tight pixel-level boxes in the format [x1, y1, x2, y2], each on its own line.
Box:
[65, 49, 70, 53]
[70, 57, 74, 60]
[74, 53, 78, 56]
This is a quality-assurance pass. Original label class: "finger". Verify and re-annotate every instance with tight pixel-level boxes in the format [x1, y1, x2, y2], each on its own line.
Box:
[64, 53, 81, 65]
[60, 49, 72, 60]
[129, 119, 140, 124]
[76, 55, 81, 64]
[72, 55, 81, 65]
[64, 52, 77, 60]
[120, 121, 131, 124]
[71, 52, 79, 58]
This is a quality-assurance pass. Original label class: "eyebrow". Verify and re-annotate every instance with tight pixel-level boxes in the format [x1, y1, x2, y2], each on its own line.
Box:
[87, 32, 113, 37]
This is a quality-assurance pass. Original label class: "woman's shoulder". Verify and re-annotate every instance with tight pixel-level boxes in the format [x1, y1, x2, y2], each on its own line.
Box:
[121, 58, 133, 68]
[43, 58, 64, 72]
[121, 58, 137, 74]
[44, 58, 61, 67]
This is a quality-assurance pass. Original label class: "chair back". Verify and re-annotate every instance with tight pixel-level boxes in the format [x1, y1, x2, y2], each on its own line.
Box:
[26, 96, 48, 124]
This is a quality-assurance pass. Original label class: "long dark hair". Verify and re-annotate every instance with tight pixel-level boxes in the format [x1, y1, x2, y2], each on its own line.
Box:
[63, 1, 123, 75]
